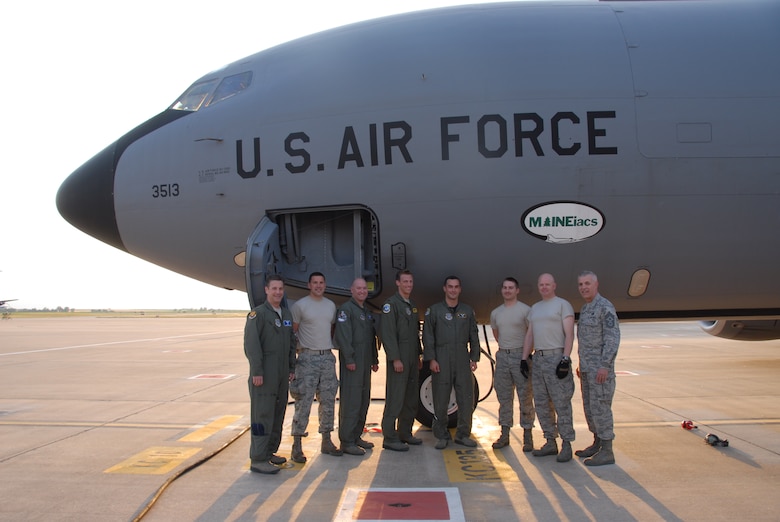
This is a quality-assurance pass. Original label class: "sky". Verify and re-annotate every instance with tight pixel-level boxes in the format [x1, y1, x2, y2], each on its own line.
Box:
[1, 0, 521, 310]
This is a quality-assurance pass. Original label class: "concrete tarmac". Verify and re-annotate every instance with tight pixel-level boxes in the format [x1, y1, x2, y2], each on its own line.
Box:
[1, 316, 779, 521]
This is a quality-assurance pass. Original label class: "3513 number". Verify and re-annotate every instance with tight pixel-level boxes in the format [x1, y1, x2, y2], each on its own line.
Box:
[152, 184, 180, 198]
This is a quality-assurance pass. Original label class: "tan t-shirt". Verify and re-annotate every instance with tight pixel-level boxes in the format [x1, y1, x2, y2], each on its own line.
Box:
[528, 296, 574, 349]
[490, 301, 531, 349]
[291, 295, 336, 349]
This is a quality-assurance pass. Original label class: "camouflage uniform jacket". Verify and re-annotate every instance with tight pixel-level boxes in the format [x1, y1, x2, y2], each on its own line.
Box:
[577, 293, 620, 373]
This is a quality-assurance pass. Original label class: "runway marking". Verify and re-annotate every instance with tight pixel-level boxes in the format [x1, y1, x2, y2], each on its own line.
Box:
[442, 445, 516, 482]
[0, 420, 192, 429]
[335, 488, 464, 522]
[104, 446, 201, 475]
[0, 330, 240, 356]
[179, 415, 244, 442]
[616, 370, 639, 376]
[188, 373, 236, 380]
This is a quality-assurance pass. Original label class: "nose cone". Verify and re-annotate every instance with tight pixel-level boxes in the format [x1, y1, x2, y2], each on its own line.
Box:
[56, 143, 127, 253]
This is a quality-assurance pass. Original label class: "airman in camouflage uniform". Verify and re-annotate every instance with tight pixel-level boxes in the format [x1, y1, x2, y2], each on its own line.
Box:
[490, 277, 535, 451]
[522, 273, 576, 462]
[290, 272, 342, 462]
[576, 271, 621, 466]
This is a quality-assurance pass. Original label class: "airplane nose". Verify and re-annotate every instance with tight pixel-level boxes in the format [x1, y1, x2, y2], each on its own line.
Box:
[56, 143, 127, 253]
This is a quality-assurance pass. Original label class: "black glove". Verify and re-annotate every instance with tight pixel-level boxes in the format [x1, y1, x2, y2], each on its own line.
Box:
[556, 357, 571, 379]
[520, 359, 529, 379]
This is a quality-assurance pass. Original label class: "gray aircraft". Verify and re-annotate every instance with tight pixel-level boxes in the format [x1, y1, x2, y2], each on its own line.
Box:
[57, 0, 779, 340]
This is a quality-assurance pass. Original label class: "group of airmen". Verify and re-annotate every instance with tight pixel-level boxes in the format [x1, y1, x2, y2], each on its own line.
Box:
[243, 269, 620, 475]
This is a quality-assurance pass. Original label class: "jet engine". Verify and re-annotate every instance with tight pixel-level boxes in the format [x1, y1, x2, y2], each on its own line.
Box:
[699, 320, 780, 341]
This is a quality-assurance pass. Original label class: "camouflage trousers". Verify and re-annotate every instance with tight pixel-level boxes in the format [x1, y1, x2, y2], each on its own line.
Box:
[291, 350, 339, 436]
[494, 349, 535, 429]
[580, 371, 616, 440]
[531, 349, 575, 441]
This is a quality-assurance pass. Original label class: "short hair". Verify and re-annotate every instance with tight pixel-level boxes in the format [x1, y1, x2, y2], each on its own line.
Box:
[503, 277, 519, 287]
[266, 274, 284, 285]
[309, 271, 326, 282]
[443, 275, 461, 286]
[578, 270, 598, 281]
[395, 269, 413, 281]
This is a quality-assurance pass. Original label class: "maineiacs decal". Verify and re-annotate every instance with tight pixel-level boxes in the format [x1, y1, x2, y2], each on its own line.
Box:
[521, 201, 605, 244]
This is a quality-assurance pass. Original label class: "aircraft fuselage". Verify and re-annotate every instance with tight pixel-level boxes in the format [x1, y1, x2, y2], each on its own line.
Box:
[57, 1, 780, 324]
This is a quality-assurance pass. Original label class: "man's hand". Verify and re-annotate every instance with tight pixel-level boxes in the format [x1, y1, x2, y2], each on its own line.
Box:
[346, 363, 356, 371]
[393, 359, 404, 373]
[470, 360, 478, 372]
[371, 364, 379, 373]
[596, 367, 608, 383]
[520, 360, 529, 379]
[429, 359, 440, 373]
[252, 375, 264, 387]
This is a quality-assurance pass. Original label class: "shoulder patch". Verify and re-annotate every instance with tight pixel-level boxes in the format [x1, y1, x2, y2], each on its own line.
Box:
[247, 311, 257, 319]
[425, 308, 430, 316]
[605, 312, 616, 328]
[337, 310, 348, 322]
[383, 304, 391, 314]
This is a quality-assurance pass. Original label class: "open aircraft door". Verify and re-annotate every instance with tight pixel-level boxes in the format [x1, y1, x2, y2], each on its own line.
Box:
[245, 216, 283, 309]
[245, 206, 382, 308]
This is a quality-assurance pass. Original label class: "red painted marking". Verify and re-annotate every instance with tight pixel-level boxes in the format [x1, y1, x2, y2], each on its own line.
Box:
[355, 491, 449, 520]
[189, 374, 233, 379]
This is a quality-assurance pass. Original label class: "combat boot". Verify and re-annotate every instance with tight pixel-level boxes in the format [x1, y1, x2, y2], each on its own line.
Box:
[584, 439, 615, 466]
[556, 440, 572, 462]
[250, 460, 280, 475]
[492, 426, 510, 449]
[522, 428, 534, 452]
[321, 432, 343, 456]
[291, 435, 307, 464]
[532, 439, 558, 457]
[575, 435, 601, 458]
[356, 437, 374, 449]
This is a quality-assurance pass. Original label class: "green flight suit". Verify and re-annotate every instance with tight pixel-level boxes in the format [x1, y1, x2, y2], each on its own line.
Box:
[380, 292, 422, 443]
[244, 302, 296, 462]
[335, 298, 379, 446]
[422, 301, 480, 441]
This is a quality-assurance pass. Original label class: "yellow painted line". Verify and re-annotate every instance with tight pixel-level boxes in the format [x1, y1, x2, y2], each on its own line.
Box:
[178, 415, 244, 442]
[104, 446, 201, 475]
[442, 444, 516, 482]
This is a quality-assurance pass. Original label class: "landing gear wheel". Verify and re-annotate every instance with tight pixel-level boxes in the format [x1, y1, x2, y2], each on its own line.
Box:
[415, 362, 479, 428]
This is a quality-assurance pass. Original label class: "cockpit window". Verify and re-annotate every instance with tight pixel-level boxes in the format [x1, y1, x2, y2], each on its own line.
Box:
[207, 71, 253, 107]
[170, 79, 219, 111]
[170, 71, 252, 112]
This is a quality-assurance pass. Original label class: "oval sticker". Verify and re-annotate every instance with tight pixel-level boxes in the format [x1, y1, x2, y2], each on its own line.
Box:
[521, 201, 605, 244]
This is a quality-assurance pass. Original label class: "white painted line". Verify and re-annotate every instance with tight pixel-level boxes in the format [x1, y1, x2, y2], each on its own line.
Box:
[0, 330, 240, 356]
